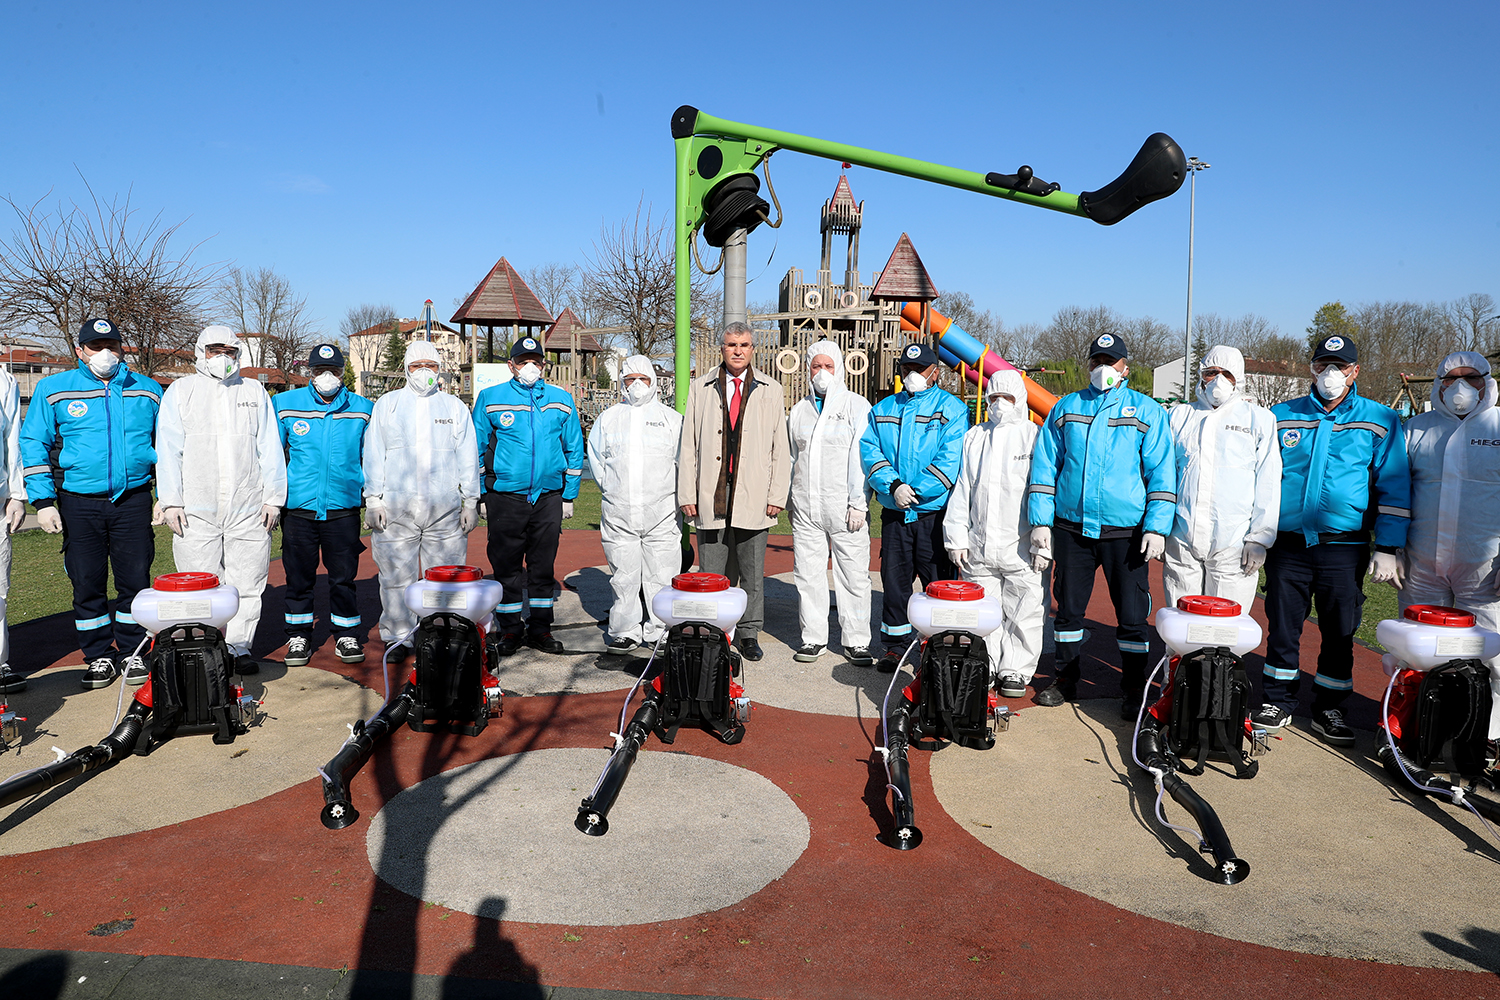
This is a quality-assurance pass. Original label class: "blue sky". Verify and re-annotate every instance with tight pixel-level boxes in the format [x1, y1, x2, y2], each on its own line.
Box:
[2, 1, 1495, 344]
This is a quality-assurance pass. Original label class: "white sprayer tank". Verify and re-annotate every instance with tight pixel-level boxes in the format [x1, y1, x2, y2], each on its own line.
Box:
[907, 580, 1003, 638]
[650, 573, 747, 629]
[1156, 595, 1263, 657]
[130, 572, 240, 634]
[403, 565, 504, 622]
[1376, 605, 1500, 671]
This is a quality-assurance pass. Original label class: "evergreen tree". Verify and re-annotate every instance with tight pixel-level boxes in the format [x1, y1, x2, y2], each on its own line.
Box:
[381, 323, 406, 373]
[1306, 301, 1358, 354]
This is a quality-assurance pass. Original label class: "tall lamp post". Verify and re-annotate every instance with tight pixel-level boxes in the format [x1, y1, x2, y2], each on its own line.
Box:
[1182, 156, 1211, 402]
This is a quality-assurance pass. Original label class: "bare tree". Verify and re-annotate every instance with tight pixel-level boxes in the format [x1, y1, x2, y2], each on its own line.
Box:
[341, 302, 396, 379]
[216, 267, 316, 380]
[1447, 292, 1498, 353]
[1032, 305, 1122, 364]
[524, 262, 587, 321]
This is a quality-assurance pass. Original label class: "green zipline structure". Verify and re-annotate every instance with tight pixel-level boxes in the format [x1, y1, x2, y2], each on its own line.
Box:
[670, 105, 1188, 408]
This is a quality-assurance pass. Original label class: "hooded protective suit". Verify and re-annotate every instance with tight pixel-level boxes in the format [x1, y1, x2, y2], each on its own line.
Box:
[156, 326, 288, 656]
[364, 341, 481, 643]
[943, 370, 1043, 681]
[1401, 350, 1500, 737]
[587, 356, 684, 644]
[1162, 345, 1281, 610]
[0, 366, 26, 674]
[788, 340, 873, 652]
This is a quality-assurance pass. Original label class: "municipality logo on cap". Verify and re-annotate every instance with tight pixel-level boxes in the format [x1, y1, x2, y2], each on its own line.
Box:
[1324, 337, 1344, 352]
[319, 345, 334, 359]
[905, 345, 920, 358]
[93, 319, 112, 335]
[523, 338, 537, 350]
[1097, 334, 1115, 348]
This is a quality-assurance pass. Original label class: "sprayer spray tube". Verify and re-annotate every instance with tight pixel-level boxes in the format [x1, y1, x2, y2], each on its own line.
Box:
[1158, 772, 1249, 884]
[576, 695, 661, 836]
[0, 701, 151, 810]
[319, 684, 416, 830]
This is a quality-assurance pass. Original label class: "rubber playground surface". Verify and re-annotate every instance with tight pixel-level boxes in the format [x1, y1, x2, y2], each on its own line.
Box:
[0, 529, 1497, 999]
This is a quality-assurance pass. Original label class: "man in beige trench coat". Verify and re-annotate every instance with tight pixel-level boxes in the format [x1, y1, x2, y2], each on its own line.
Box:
[678, 321, 792, 661]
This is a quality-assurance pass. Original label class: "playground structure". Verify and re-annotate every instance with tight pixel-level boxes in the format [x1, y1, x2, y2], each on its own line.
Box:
[671, 106, 1185, 413]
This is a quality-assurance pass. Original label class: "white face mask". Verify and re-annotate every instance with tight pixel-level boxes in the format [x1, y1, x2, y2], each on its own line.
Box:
[86, 348, 120, 379]
[1199, 374, 1234, 408]
[1446, 379, 1480, 416]
[902, 371, 928, 394]
[1314, 366, 1347, 399]
[1090, 364, 1123, 392]
[624, 379, 654, 405]
[206, 355, 238, 380]
[514, 362, 542, 386]
[811, 370, 836, 395]
[986, 396, 1014, 421]
[407, 368, 439, 395]
[313, 372, 343, 397]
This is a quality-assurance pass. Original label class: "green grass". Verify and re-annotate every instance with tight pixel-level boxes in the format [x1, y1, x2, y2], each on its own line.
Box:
[560, 479, 889, 538]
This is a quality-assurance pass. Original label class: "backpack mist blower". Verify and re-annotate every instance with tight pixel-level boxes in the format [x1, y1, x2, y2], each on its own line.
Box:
[1376, 605, 1500, 841]
[575, 573, 748, 836]
[0, 572, 256, 813]
[1133, 595, 1266, 885]
[319, 565, 504, 830]
[880, 581, 1008, 851]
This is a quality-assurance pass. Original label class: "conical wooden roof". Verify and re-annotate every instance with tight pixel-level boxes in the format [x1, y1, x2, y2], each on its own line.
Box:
[543, 307, 604, 353]
[868, 233, 938, 303]
[450, 257, 554, 326]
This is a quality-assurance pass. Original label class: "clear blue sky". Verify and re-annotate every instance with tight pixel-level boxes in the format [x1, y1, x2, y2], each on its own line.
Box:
[3, 1, 1495, 345]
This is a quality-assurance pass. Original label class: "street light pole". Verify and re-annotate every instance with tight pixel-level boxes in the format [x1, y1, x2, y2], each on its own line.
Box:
[1183, 157, 1211, 402]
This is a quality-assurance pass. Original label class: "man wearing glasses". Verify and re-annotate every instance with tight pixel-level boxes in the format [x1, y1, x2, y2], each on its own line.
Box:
[1255, 335, 1410, 745]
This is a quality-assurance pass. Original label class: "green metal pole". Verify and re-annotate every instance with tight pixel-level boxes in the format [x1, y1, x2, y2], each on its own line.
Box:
[674, 135, 693, 412]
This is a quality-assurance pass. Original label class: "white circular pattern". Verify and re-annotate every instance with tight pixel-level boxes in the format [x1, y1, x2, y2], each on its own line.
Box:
[365, 748, 810, 925]
[1324, 336, 1344, 351]
[1097, 334, 1115, 347]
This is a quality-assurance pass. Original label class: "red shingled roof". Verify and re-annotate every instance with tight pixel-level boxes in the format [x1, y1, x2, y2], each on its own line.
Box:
[542, 308, 604, 353]
[869, 233, 938, 303]
[449, 258, 554, 327]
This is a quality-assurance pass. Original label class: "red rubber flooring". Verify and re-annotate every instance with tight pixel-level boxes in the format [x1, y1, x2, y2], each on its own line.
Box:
[0, 529, 1477, 999]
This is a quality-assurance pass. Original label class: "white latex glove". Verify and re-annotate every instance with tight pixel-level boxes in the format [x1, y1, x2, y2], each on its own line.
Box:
[37, 505, 63, 534]
[4, 498, 24, 533]
[366, 506, 388, 531]
[261, 505, 280, 531]
[1140, 532, 1166, 561]
[562, 500, 575, 520]
[846, 506, 866, 533]
[151, 500, 166, 525]
[948, 548, 970, 574]
[1370, 550, 1405, 589]
[460, 503, 479, 533]
[1240, 541, 1267, 576]
[892, 484, 918, 509]
[161, 506, 188, 536]
[1029, 526, 1052, 573]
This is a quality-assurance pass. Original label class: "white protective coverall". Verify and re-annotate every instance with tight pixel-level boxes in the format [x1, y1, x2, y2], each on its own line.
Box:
[1400, 351, 1500, 737]
[943, 370, 1044, 681]
[156, 326, 288, 657]
[788, 340, 872, 651]
[1163, 345, 1281, 611]
[0, 367, 26, 670]
[587, 356, 683, 644]
[364, 341, 481, 643]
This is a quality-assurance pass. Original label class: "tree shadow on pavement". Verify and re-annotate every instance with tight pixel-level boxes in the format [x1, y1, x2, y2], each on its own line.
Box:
[0, 951, 67, 1000]
[1419, 926, 1500, 975]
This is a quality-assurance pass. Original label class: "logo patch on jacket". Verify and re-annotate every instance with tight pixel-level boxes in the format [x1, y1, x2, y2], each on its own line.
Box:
[66, 401, 88, 417]
[1281, 429, 1301, 448]
[499, 411, 516, 427]
[292, 419, 311, 436]
[1122, 406, 1137, 417]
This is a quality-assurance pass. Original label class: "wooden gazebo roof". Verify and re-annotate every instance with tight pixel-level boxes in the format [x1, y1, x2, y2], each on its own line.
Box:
[543, 308, 605, 354]
[450, 257, 554, 327]
[868, 233, 939, 303]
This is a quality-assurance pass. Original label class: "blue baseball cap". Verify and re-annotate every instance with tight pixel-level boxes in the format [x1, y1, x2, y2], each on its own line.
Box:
[899, 342, 940, 369]
[79, 317, 121, 345]
[510, 336, 544, 361]
[307, 343, 345, 369]
[1312, 335, 1357, 365]
[1088, 333, 1128, 362]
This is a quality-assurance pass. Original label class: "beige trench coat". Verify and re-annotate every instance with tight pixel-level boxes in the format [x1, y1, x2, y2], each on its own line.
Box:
[677, 365, 791, 531]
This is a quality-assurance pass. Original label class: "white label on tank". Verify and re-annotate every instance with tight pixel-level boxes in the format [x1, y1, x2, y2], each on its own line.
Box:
[672, 599, 719, 620]
[422, 589, 469, 610]
[930, 607, 981, 629]
[158, 600, 213, 620]
[1187, 623, 1242, 646]
[1435, 635, 1485, 657]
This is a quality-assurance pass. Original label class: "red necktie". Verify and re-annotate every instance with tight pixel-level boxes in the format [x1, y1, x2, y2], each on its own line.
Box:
[729, 376, 743, 429]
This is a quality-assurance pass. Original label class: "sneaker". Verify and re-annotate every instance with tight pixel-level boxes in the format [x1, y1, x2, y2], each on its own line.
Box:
[1250, 703, 1291, 731]
[81, 657, 118, 690]
[235, 653, 260, 675]
[1311, 708, 1355, 747]
[1121, 689, 1144, 722]
[605, 637, 639, 655]
[494, 632, 521, 658]
[996, 672, 1027, 699]
[845, 646, 876, 667]
[284, 636, 312, 667]
[384, 643, 411, 664]
[1034, 678, 1076, 707]
[525, 632, 564, 654]
[335, 637, 366, 663]
[876, 650, 903, 673]
[0, 665, 25, 694]
[121, 655, 149, 686]
[793, 644, 824, 663]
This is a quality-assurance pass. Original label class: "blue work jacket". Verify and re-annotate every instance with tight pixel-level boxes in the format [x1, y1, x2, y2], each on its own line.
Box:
[20, 361, 162, 503]
[859, 386, 968, 523]
[274, 385, 373, 518]
[472, 379, 585, 503]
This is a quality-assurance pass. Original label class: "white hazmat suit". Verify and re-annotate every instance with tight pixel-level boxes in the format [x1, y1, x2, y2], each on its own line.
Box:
[156, 326, 288, 658]
[943, 370, 1044, 682]
[364, 341, 481, 643]
[587, 356, 684, 645]
[1400, 351, 1500, 737]
[1163, 345, 1281, 611]
[788, 340, 873, 654]
[0, 367, 27, 680]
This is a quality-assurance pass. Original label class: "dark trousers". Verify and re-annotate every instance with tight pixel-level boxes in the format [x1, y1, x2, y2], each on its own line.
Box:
[485, 491, 562, 636]
[1261, 536, 1367, 712]
[880, 508, 955, 651]
[282, 514, 364, 638]
[58, 486, 154, 661]
[697, 526, 768, 638]
[1051, 527, 1151, 694]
